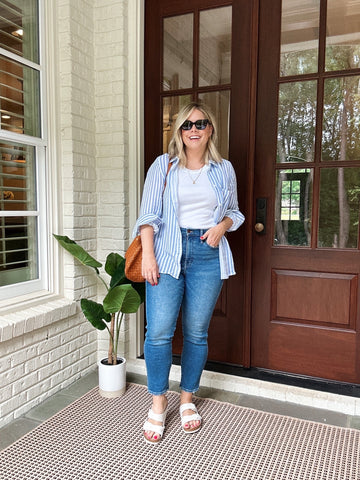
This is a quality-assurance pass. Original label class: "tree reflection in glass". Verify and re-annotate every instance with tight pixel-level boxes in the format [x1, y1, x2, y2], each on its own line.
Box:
[319, 168, 360, 248]
[277, 81, 317, 163]
[322, 76, 360, 163]
[320, 77, 360, 249]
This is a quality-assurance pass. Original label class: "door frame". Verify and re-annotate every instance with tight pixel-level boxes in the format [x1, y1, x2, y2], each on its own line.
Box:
[143, 0, 260, 367]
[128, 0, 146, 360]
[233, 0, 259, 367]
[130, 0, 360, 396]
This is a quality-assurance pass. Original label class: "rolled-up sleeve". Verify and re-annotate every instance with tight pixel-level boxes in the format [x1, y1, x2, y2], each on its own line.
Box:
[224, 163, 245, 232]
[132, 156, 167, 237]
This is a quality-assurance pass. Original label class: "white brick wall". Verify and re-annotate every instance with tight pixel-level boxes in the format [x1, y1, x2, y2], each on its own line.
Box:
[0, 299, 97, 426]
[0, 0, 132, 427]
[94, 0, 130, 360]
[95, 0, 128, 259]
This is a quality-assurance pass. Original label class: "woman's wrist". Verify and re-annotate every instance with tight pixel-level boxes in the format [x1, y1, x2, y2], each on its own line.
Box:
[220, 216, 233, 232]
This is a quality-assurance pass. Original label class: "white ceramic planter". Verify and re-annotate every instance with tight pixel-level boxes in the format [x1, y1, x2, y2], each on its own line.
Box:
[98, 357, 126, 398]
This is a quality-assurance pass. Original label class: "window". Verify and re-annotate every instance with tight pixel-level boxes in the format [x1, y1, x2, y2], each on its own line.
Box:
[0, 0, 48, 299]
[280, 179, 301, 221]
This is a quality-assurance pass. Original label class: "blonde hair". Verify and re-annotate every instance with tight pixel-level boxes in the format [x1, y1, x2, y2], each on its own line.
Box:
[168, 102, 222, 166]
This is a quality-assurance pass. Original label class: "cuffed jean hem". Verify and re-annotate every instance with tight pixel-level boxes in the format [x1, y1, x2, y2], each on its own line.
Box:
[179, 385, 199, 394]
[147, 388, 169, 396]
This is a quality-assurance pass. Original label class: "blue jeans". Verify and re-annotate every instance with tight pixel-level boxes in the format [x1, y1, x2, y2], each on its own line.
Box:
[144, 228, 224, 395]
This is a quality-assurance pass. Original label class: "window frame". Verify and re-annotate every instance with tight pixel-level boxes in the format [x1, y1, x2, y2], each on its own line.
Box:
[0, 0, 49, 302]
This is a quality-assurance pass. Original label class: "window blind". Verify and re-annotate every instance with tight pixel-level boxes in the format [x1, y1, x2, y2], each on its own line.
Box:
[0, 142, 37, 287]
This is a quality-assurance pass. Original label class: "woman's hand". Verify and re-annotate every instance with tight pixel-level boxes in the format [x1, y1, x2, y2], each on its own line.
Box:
[142, 252, 160, 286]
[201, 217, 233, 247]
[140, 224, 160, 285]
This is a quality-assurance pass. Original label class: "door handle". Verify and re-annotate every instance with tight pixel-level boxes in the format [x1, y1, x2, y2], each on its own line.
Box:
[255, 198, 267, 235]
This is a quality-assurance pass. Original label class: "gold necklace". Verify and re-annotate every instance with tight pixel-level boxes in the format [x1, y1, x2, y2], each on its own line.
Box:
[186, 167, 203, 184]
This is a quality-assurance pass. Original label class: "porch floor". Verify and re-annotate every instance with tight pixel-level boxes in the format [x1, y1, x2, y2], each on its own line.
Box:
[1, 370, 360, 451]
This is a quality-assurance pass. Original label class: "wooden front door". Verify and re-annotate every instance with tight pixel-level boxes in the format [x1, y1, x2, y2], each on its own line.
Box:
[252, 0, 360, 383]
[144, 0, 360, 383]
[145, 0, 254, 365]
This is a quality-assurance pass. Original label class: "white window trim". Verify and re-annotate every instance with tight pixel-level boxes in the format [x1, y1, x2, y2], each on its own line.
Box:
[127, 0, 145, 360]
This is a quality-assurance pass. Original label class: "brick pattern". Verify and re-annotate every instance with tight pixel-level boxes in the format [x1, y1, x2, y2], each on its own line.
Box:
[95, 0, 128, 259]
[94, 0, 130, 361]
[0, 0, 131, 428]
[0, 306, 96, 426]
[58, 0, 97, 300]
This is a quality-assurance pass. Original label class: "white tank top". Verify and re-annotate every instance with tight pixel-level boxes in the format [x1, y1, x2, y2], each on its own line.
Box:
[177, 165, 217, 229]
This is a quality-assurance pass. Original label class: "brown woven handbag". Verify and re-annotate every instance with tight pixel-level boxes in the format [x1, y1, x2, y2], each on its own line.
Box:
[125, 161, 171, 283]
[124, 234, 143, 282]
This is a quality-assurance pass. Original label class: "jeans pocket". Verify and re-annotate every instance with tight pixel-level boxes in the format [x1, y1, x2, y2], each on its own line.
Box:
[202, 239, 219, 250]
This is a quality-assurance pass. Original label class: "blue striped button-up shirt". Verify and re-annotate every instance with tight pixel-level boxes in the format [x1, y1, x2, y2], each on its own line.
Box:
[133, 153, 245, 279]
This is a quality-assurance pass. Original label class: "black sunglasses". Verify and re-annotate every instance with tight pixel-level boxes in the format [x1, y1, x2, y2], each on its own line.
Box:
[180, 119, 211, 130]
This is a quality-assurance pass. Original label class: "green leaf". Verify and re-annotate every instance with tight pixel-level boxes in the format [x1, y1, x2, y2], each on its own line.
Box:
[121, 286, 142, 313]
[80, 299, 111, 330]
[103, 284, 141, 314]
[110, 267, 127, 289]
[105, 253, 125, 276]
[53, 234, 102, 268]
[105, 253, 127, 289]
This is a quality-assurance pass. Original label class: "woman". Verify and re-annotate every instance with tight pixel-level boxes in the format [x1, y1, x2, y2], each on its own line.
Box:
[133, 102, 245, 444]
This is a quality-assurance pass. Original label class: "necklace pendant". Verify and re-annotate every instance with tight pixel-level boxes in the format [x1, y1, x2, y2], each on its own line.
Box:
[186, 166, 203, 184]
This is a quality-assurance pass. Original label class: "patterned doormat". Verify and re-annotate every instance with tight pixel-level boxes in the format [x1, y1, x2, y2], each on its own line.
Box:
[1, 383, 359, 480]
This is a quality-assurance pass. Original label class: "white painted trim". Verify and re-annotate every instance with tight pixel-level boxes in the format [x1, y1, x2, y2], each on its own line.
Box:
[43, 0, 62, 297]
[127, 0, 145, 359]
[0, 47, 42, 71]
[0, 211, 39, 217]
[0, 130, 46, 146]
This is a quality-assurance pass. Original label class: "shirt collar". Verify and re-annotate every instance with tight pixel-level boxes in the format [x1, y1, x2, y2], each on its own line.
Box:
[169, 156, 219, 166]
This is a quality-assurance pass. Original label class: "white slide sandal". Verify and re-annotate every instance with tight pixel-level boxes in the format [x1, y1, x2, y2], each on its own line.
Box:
[180, 403, 202, 434]
[143, 407, 167, 444]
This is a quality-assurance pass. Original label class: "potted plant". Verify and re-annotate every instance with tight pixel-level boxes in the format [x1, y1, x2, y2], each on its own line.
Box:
[53, 234, 145, 398]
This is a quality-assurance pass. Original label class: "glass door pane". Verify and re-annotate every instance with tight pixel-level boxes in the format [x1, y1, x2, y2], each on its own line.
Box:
[326, 0, 360, 71]
[322, 76, 360, 162]
[274, 168, 313, 246]
[199, 6, 232, 86]
[280, 0, 320, 76]
[199, 90, 230, 159]
[161, 7, 232, 159]
[319, 168, 360, 248]
[163, 14, 193, 91]
[162, 95, 192, 152]
[277, 80, 317, 163]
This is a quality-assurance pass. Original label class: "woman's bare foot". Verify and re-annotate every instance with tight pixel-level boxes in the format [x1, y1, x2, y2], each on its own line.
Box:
[143, 394, 168, 443]
[180, 391, 201, 432]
